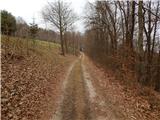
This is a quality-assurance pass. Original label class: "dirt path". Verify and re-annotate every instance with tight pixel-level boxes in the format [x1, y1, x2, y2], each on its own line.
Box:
[51, 53, 122, 120]
[51, 54, 93, 120]
[82, 54, 124, 120]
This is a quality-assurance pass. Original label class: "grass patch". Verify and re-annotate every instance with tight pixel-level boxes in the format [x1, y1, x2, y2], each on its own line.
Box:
[1, 35, 62, 62]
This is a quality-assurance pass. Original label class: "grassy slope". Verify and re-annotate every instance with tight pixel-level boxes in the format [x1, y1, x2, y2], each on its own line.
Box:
[1, 36, 76, 120]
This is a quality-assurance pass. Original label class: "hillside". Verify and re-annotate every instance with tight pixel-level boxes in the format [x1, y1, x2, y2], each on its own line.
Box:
[1, 36, 76, 120]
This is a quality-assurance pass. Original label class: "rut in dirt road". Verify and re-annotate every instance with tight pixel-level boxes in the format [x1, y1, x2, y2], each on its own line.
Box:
[52, 55, 94, 120]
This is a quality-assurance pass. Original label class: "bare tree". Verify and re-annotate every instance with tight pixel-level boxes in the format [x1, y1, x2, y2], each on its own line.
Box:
[85, 0, 160, 91]
[42, 0, 77, 55]
[138, 0, 144, 54]
[137, 0, 144, 82]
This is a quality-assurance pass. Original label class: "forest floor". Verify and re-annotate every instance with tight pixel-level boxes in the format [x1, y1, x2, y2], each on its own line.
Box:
[52, 53, 160, 120]
[84, 54, 160, 120]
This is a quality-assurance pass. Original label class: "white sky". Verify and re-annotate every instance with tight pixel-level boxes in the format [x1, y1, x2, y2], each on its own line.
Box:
[0, 0, 94, 32]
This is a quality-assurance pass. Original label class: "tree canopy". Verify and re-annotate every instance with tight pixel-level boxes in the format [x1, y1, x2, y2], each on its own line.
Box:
[1, 10, 16, 35]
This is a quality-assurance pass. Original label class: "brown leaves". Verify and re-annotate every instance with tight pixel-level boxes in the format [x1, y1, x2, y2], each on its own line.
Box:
[84, 55, 160, 120]
[1, 48, 76, 120]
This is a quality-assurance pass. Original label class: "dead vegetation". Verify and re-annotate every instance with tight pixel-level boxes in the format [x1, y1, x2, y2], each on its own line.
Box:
[84, 0, 160, 92]
[1, 36, 76, 120]
[84, 56, 160, 120]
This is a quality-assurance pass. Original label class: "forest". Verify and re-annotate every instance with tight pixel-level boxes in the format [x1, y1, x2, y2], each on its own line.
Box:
[84, 0, 160, 91]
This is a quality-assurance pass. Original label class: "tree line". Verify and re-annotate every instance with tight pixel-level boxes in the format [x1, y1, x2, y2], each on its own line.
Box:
[1, 10, 57, 42]
[84, 0, 160, 91]
[2, 0, 82, 56]
[41, 0, 80, 55]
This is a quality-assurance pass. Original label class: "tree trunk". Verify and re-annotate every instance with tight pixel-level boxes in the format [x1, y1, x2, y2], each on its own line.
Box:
[138, 0, 144, 82]
[64, 32, 68, 54]
[130, 1, 135, 49]
[60, 28, 65, 55]
[145, 1, 152, 86]
[151, 1, 159, 61]
[138, 0, 144, 54]
[58, 1, 65, 56]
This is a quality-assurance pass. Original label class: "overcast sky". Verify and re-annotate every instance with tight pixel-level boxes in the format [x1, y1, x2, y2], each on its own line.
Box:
[0, 0, 94, 32]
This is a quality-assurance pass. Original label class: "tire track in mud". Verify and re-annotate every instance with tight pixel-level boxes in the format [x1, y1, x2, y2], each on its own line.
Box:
[52, 53, 126, 120]
[82, 54, 126, 120]
[52, 55, 93, 120]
